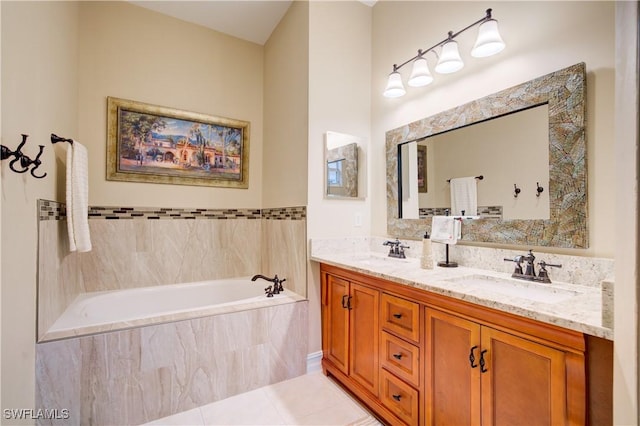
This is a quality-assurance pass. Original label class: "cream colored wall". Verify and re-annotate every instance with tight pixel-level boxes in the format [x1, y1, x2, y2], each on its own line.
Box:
[372, 1, 615, 258]
[77, 1, 264, 208]
[2, 0, 267, 415]
[613, 2, 639, 423]
[263, 1, 309, 209]
[1, 0, 79, 417]
[306, 1, 372, 353]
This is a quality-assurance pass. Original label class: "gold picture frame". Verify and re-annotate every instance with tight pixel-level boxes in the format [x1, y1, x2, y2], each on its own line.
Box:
[107, 97, 250, 188]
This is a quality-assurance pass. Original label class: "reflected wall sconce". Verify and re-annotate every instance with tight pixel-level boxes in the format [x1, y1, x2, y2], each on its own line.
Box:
[383, 8, 506, 98]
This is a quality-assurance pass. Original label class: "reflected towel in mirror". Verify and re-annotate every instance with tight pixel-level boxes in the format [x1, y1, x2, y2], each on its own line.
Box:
[450, 176, 478, 216]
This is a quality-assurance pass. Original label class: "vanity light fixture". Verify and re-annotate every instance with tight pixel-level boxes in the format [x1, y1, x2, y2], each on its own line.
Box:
[383, 8, 505, 98]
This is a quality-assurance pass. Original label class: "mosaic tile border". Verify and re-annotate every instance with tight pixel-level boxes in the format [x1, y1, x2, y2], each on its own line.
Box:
[419, 206, 503, 219]
[38, 200, 306, 221]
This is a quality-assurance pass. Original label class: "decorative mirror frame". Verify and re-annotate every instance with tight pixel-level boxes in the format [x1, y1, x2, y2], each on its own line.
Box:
[386, 62, 587, 248]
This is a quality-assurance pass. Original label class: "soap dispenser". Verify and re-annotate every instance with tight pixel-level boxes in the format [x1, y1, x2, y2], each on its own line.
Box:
[421, 231, 434, 270]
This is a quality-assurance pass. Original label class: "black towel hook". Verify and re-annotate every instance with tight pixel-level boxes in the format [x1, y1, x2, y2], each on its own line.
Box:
[513, 184, 521, 198]
[1, 134, 47, 179]
[536, 182, 544, 197]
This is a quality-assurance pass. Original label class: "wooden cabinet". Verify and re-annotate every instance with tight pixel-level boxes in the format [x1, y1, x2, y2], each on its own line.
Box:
[320, 263, 590, 426]
[426, 308, 579, 426]
[322, 272, 379, 396]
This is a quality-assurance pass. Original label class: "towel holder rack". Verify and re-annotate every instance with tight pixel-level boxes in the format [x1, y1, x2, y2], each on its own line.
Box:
[447, 175, 483, 183]
[51, 133, 74, 145]
[1, 134, 47, 179]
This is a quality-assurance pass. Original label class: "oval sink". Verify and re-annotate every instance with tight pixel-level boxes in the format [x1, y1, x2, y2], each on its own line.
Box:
[446, 274, 580, 304]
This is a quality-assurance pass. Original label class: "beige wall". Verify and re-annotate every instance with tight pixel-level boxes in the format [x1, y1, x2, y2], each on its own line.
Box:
[613, 1, 639, 423]
[78, 1, 264, 209]
[1, 0, 79, 417]
[263, 1, 309, 209]
[2, 0, 268, 416]
[306, 1, 372, 354]
[372, 1, 615, 259]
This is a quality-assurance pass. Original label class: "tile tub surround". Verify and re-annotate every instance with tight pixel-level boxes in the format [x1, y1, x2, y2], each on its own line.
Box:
[310, 237, 614, 339]
[37, 200, 306, 341]
[36, 299, 308, 426]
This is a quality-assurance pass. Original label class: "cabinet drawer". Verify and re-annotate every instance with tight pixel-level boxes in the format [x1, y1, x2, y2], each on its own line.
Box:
[380, 331, 420, 387]
[380, 369, 419, 426]
[381, 293, 420, 343]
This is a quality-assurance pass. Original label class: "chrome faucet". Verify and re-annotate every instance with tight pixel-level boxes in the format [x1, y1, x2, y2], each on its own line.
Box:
[251, 274, 286, 297]
[504, 250, 562, 283]
[383, 239, 410, 259]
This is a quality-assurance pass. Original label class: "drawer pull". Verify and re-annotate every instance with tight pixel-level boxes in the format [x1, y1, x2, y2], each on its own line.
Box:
[341, 295, 348, 309]
[480, 349, 488, 373]
[392, 313, 403, 319]
[392, 353, 403, 360]
[392, 394, 402, 402]
[469, 345, 478, 368]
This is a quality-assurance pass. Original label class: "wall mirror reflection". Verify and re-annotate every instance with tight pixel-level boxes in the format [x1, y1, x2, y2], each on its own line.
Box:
[325, 131, 365, 199]
[399, 104, 550, 221]
[386, 63, 587, 248]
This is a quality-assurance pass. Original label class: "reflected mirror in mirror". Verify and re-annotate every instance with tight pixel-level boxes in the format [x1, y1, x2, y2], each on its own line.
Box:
[325, 131, 365, 199]
[399, 105, 550, 221]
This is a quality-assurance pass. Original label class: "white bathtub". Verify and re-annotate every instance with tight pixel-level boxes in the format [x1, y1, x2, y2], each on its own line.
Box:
[45, 278, 302, 340]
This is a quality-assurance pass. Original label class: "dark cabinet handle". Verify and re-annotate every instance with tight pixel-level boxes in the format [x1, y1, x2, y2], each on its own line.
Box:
[392, 313, 402, 319]
[346, 296, 353, 310]
[392, 394, 402, 402]
[469, 345, 478, 368]
[480, 349, 488, 373]
[341, 295, 348, 309]
[393, 353, 403, 360]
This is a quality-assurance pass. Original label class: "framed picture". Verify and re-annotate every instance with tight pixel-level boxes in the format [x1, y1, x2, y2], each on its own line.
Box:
[107, 97, 250, 188]
[417, 144, 427, 193]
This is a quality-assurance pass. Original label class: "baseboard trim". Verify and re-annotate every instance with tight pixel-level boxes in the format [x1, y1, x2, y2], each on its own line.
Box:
[306, 351, 323, 373]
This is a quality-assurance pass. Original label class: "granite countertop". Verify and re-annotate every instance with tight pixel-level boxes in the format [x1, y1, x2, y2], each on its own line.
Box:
[311, 250, 612, 340]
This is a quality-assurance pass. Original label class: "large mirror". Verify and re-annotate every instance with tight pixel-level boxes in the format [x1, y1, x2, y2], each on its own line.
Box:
[386, 63, 587, 248]
[399, 104, 550, 221]
[325, 131, 366, 199]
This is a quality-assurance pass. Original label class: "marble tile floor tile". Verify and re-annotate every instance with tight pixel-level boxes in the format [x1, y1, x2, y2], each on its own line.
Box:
[144, 372, 383, 426]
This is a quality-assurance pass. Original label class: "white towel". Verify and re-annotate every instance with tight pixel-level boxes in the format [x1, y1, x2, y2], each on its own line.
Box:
[431, 216, 461, 245]
[66, 141, 92, 252]
[450, 177, 478, 216]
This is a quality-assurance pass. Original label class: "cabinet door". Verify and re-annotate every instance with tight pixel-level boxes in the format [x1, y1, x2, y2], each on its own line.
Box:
[324, 274, 350, 375]
[426, 308, 481, 426]
[481, 327, 566, 426]
[350, 283, 380, 396]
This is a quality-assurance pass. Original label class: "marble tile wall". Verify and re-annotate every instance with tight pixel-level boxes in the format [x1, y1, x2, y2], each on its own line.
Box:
[37, 201, 307, 341]
[261, 207, 307, 297]
[36, 300, 308, 425]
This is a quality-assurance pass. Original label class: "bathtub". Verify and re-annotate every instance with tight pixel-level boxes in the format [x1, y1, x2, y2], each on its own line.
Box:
[45, 277, 303, 341]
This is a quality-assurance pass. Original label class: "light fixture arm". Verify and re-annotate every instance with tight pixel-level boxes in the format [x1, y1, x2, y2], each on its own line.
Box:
[387, 8, 495, 74]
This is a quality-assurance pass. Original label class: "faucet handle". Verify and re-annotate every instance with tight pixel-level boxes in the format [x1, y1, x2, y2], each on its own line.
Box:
[536, 261, 562, 283]
[504, 256, 524, 275]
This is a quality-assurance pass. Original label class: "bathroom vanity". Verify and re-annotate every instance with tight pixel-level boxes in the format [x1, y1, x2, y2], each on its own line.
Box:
[312, 245, 612, 426]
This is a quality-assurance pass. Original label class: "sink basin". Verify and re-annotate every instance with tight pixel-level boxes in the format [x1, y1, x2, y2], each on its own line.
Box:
[446, 274, 580, 304]
[345, 253, 412, 266]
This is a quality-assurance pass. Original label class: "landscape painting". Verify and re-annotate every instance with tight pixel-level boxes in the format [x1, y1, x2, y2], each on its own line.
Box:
[107, 97, 250, 188]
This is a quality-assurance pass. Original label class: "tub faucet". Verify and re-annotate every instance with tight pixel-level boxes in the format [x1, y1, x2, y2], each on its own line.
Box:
[251, 274, 286, 297]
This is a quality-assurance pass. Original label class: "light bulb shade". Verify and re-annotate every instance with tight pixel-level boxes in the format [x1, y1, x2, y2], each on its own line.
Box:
[408, 57, 434, 87]
[435, 41, 464, 74]
[471, 19, 505, 58]
[383, 71, 406, 98]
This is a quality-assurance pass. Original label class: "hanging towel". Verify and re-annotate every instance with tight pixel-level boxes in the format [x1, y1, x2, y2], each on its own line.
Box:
[66, 141, 92, 252]
[431, 216, 461, 245]
[450, 176, 478, 217]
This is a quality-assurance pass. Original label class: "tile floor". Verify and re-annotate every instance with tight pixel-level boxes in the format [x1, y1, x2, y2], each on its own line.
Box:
[144, 372, 383, 426]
